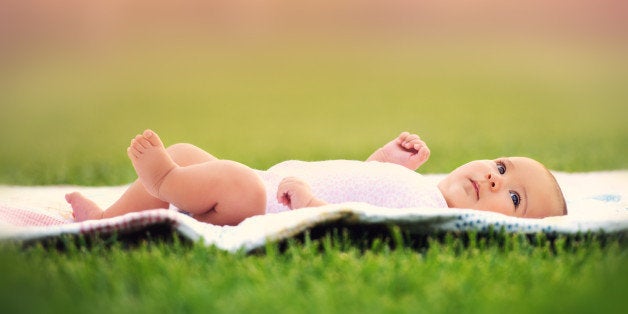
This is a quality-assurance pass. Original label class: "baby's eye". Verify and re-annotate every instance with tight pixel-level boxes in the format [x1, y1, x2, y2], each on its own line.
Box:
[496, 161, 506, 175]
[510, 191, 520, 208]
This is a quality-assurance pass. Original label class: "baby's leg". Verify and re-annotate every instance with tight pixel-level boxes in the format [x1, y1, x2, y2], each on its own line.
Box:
[67, 141, 218, 221]
[130, 130, 267, 225]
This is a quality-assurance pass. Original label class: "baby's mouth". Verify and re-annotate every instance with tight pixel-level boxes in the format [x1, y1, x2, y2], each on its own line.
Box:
[470, 179, 479, 200]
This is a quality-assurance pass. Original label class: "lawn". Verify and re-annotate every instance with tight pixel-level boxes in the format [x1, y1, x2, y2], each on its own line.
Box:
[0, 39, 627, 313]
[0, 233, 626, 314]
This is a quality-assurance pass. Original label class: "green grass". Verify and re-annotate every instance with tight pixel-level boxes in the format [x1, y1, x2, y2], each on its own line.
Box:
[1, 233, 626, 314]
[1, 39, 627, 313]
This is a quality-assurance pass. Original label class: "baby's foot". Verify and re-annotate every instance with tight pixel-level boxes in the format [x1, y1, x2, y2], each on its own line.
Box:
[127, 129, 177, 198]
[65, 192, 103, 221]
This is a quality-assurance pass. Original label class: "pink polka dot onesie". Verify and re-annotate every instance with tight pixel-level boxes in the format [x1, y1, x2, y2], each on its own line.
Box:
[256, 160, 448, 214]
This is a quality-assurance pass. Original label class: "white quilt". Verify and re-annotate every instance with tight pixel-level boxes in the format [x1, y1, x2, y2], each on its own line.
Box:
[1, 171, 626, 252]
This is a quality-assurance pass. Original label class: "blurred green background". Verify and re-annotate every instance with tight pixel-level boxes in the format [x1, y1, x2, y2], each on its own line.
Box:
[1, 1, 626, 185]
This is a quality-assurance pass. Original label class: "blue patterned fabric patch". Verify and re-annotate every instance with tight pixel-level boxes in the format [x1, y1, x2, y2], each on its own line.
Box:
[591, 194, 621, 202]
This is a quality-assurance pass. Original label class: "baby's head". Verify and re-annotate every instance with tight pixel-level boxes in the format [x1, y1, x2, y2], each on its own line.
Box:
[437, 157, 566, 218]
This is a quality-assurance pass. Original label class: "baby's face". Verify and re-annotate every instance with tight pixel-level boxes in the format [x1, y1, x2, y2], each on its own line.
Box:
[437, 157, 564, 218]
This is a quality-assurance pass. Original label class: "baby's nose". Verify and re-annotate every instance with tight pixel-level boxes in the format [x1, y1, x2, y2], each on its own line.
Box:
[486, 173, 502, 191]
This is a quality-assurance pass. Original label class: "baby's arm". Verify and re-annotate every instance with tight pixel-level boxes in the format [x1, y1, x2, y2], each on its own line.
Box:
[277, 177, 328, 210]
[366, 132, 430, 171]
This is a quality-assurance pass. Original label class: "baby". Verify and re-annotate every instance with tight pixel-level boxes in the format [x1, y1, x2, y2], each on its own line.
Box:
[66, 130, 567, 226]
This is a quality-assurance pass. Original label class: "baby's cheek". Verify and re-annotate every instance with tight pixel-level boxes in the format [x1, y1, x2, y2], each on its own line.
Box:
[481, 198, 511, 215]
[443, 185, 467, 208]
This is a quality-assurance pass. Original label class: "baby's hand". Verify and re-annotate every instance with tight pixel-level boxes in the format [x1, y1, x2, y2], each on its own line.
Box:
[277, 177, 315, 210]
[378, 132, 430, 170]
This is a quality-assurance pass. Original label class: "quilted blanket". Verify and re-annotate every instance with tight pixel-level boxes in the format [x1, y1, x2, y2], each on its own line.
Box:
[1, 171, 626, 252]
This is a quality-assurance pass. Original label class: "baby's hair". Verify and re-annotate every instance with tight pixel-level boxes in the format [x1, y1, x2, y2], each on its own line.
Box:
[544, 167, 568, 216]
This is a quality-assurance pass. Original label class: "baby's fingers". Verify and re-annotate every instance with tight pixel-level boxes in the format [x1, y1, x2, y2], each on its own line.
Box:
[418, 145, 430, 160]
[277, 191, 291, 207]
[402, 134, 422, 149]
[396, 131, 410, 143]
[276, 177, 311, 210]
[411, 139, 427, 150]
[277, 187, 294, 209]
[402, 144, 430, 170]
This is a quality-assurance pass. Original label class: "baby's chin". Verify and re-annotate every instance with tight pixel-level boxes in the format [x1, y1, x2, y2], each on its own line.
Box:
[438, 188, 473, 209]
[444, 198, 474, 210]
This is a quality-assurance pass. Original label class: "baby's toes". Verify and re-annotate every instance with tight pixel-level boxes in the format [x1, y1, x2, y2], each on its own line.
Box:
[128, 139, 143, 158]
[127, 146, 139, 159]
[129, 136, 146, 151]
[132, 135, 148, 148]
[138, 137, 152, 149]
[142, 129, 164, 148]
